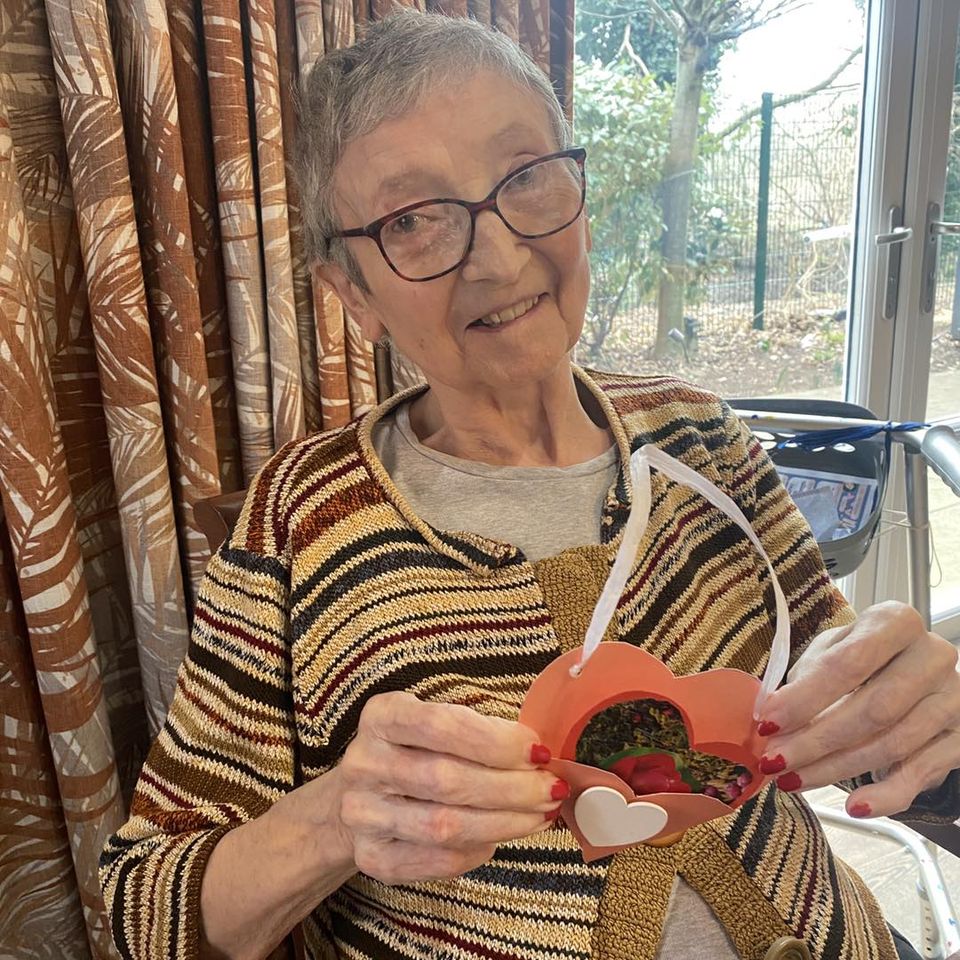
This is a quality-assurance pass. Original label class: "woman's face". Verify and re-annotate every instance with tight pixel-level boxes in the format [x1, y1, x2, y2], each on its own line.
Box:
[323, 69, 591, 397]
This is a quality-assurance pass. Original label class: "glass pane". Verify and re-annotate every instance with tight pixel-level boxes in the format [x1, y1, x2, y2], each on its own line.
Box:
[574, 0, 867, 401]
[927, 29, 960, 617]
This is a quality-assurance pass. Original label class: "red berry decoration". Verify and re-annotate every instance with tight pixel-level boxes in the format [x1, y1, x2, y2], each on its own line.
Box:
[575, 698, 752, 805]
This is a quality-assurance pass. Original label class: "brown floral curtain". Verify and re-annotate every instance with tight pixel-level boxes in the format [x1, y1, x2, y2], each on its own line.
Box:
[0, 0, 573, 957]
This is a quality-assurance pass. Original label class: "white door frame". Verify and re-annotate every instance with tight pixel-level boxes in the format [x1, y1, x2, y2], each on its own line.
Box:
[845, 0, 960, 640]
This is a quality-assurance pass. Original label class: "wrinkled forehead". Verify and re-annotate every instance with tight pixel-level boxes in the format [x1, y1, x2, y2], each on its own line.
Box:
[331, 69, 559, 223]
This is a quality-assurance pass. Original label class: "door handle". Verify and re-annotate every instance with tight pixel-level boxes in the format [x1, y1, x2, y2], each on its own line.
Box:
[921, 202, 942, 313]
[876, 205, 913, 246]
[878, 206, 909, 319]
[875, 225, 914, 244]
[930, 219, 960, 235]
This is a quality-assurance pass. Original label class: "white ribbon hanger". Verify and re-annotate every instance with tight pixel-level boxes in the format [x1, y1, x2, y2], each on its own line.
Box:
[573, 444, 791, 717]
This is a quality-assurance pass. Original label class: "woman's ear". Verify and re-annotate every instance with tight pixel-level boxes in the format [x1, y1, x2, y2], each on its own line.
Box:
[312, 262, 387, 343]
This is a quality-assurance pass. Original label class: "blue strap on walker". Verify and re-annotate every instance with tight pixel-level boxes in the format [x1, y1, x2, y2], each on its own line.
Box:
[773, 420, 928, 451]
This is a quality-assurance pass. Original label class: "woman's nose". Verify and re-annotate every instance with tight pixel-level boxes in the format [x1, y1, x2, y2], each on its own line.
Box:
[459, 209, 530, 284]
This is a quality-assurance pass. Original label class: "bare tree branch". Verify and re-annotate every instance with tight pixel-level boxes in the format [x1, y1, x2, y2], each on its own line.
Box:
[714, 44, 863, 140]
[616, 21, 652, 74]
[669, 0, 696, 31]
[712, 0, 808, 41]
[645, 0, 683, 36]
[704, 0, 747, 34]
[578, 5, 639, 19]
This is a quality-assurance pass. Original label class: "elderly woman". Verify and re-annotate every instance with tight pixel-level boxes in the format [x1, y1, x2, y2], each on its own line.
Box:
[100, 11, 960, 960]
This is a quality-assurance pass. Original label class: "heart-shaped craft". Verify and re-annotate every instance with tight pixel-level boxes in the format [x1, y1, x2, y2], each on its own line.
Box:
[574, 786, 668, 847]
[519, 642, 775, 860]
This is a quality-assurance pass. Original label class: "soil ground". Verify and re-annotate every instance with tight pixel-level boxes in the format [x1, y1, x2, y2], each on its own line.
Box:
[588, 307, 960, 399]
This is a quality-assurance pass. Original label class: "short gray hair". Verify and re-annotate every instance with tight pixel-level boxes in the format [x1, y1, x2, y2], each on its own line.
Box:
[294, 10, 572, 288]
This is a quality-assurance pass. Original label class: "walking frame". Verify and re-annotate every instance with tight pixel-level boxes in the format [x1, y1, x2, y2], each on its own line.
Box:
[733, 409, 960, 960]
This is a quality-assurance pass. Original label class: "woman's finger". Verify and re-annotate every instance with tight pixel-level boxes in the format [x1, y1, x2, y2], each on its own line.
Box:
[344, 739, 566, 810]
[761, 639, 958, 774]
[842, 729, 960, 819]
[344, 792, 556, 847]
[760, 603, 923, 734]
[359, 691, 546, 770]
[769, 690, 960, 793]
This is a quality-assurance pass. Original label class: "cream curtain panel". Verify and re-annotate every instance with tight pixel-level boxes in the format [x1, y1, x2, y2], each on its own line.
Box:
[0, 0, 573, 957]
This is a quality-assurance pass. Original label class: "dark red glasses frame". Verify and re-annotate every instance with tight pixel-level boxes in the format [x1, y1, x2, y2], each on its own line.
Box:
[329, 147, 587, 282]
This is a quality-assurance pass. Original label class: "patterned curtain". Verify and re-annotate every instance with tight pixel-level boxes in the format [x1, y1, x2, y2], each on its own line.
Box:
[0, 0, 574, 957]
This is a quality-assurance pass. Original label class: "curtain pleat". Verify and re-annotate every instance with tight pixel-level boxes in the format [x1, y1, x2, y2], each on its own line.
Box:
[492, 0, 519, 43]
[0, 0, 148, 804]
[166, 0, 245, 493]
[0, 91, 124, 959]
[0, 518, 92, 960]
[108, 0, 224, 602]
[520, 0, 551, 75]
[45, 0, 190, 730]
[430, 0, 469, 18]
[248, 0, 307, 448]
[0, 0, 575, 953]
[277, 0, 323, 434]
[291, 1, 356, 430]
[345, 313, 378, 415]
[314, 284, 353, 428]
[202, 0, 276, 481]
[469, 0, 492, 25]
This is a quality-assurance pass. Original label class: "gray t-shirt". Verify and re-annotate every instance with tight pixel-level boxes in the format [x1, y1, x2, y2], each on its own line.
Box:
[372, 403, 739, 959]
[373, 403, 618, 560]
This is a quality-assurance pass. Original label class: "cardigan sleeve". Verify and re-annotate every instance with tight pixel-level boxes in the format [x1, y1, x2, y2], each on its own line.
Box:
[711, 400, 960, 824]
[99, 476, 300, 959]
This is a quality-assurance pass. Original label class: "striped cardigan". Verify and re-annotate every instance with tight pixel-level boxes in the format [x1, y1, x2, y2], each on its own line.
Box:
[101, 369, 930, 959]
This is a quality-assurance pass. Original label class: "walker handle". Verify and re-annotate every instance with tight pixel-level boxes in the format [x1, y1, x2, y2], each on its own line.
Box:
[921, 424, 960, 498]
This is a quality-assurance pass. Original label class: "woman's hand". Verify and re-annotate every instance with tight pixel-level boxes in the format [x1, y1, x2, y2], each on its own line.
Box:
[755, 601, 960, 818]
[329, 691, 565, 884]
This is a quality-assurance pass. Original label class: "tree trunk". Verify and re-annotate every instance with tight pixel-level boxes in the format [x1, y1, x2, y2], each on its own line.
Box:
[655, 35, 710, 357]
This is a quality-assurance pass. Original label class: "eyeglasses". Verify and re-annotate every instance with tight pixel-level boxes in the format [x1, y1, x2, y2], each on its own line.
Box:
[330, 147, 587, 282]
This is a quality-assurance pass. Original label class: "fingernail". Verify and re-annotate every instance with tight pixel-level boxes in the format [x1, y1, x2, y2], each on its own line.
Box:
[757, 720, 780, 737]
[759, 754, 787, 774]
[544, 806, 562, 822]
[530, 743, 551, 765]
[551, 779, 570, 801]
[776, 772, 803, 792]
[848, 802, 872, 819]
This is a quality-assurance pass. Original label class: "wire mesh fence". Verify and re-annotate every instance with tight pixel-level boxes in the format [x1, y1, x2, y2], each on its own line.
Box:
[590, 87, 960, 343]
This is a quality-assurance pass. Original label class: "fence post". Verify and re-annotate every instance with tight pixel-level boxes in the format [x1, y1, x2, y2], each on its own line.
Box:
[753, 92, 774, 330]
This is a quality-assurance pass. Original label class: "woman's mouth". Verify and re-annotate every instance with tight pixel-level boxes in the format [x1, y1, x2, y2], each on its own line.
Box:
[469, 293, 544, 331]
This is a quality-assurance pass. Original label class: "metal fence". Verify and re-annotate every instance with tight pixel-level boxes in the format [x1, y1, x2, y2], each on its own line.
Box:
[592, 87, 959, 341]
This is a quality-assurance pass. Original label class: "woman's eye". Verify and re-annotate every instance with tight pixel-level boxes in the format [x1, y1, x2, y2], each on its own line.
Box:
[389, 213, 423, 235]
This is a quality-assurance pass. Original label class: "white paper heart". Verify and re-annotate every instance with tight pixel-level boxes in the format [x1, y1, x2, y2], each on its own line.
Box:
[573, 786, 669, 847]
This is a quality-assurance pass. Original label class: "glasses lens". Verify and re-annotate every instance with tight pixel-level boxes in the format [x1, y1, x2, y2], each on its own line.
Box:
[379, 203, 471, 280]
[498, 155, 584, 238]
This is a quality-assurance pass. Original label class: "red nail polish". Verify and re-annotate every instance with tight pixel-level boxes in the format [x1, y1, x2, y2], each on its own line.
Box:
[551, 779, 570, 801]
[759, 754, 787, 775]
[848, 802, 872, 819]
[530, 743, 551, 766]
[776, 772, 803, 792]
[757, 720, 780, 737]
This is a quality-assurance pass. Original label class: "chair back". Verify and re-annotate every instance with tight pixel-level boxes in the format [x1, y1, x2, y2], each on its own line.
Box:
[194, 489, 247, 553]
